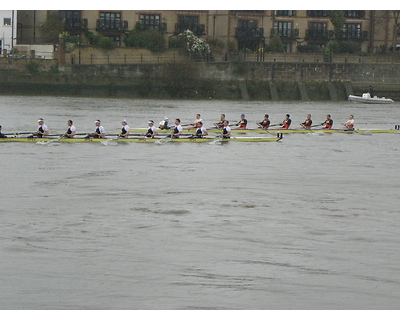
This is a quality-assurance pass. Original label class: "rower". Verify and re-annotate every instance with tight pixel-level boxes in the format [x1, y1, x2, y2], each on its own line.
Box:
[222, 120, 231, 138]
[214, 114, 226, 128]
[300, 114, 312, 129]
[172, 118, 183, 138]
[190, 114, 203, 128]
[321, 114, 333, 129]
[119, 119, 130, 138]
[189, 121, 208, 138]
[256, 114, 270, 129]
[29, 118, 49, 138]
[85, 120, 105, 138]
[143, 120, 158, 138]
[64, 120, 76, 138]
[159, 117, 170, 130]
[342, 114, 355, 130]
[0, 125, 7, 138]
[235, 114, 247, 129]
[279, 114, 291, 129]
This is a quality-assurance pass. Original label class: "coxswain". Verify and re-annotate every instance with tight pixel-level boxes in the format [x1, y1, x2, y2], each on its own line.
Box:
[143, 120, 158, 138]
[0, 125, 7, 138]
[172, 118, 183, 138]
[321, 114, 333, 129]
[119, 119, 130, 138]
[190, 121, 208, 138]
[279, 114, 292, 129]
[214, 114, 226, 128]
[85, 120, 105, 138]
[64, 120, 76, 138]
[159, 117, 170, 130]
[29, 118, 49, 138]
[222, 120, 231, 138]
[256, 114, 270, 129]
[235, 114, 247, 129]
[342, 114, 355, 130]
[300, 114, 313, 129]
[190, 114, 203, 128]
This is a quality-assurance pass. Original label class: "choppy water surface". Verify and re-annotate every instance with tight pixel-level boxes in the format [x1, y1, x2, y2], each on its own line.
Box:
[1, 96, 400, 310]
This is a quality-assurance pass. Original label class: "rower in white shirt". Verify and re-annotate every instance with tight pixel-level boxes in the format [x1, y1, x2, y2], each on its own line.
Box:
[64, 120, 76, 138]
[119, 119, 130, 138]
[143, 120, 158, 138]
[85, 120, 105, 138]
[189, 121, 208, 138]
[222, 120, 231, 138]
[29, 118, 49, 138]
[172, 118, 183, 138]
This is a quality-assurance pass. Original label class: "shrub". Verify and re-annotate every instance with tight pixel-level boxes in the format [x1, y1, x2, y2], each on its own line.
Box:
[297, 44, 323, 53]
[328, 41, 362, 54]
[264, 34, 285, 53]
[85, 31, 115, 51]
[26, 61, 40, 74]
[124, 27, 166, 53]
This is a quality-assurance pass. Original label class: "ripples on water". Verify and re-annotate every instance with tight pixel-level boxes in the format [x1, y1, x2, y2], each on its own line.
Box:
[1, 96, 400, 310]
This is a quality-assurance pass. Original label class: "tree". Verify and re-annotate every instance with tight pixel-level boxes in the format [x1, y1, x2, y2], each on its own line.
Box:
[391, 11, 400, 53]
[39, 12, 64, 43]
[329, 10, 346, 41]
[265, 34, 285, 52]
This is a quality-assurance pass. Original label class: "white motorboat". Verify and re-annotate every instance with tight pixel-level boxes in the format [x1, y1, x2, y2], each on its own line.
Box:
[348, 93, 394, 104]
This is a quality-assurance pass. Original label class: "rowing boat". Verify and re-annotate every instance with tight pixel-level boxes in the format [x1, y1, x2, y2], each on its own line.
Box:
[127, 127, 400, 134]
[0, 135, 282, 143]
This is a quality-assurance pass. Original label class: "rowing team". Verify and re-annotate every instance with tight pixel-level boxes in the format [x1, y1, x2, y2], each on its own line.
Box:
[0, 114, 355, 140]
[212, 113, 355, 131]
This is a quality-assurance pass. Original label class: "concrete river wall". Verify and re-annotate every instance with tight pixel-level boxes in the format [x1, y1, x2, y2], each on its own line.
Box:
[0, 59, 399, 100]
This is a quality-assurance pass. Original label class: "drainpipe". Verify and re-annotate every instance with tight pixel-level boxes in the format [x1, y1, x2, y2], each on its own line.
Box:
[11, 10, 14, 50]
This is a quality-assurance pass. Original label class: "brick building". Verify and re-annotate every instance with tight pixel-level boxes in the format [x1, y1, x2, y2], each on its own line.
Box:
[16, 10, 400, 53]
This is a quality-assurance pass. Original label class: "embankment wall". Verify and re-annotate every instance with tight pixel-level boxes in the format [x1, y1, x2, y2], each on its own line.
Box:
[0, 59, 399, 100]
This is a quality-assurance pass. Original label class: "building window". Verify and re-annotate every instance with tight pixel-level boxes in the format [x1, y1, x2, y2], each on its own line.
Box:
[274, 21, 293, 38]
[309, 22, 327, 31]
[344, 10, 364, 19]
[274, 10, 294, 17]
[307, 22, 328, 40]
[307, 11, 328, 18]
[60, 10, 81, 28]
[343, 23, 361, 40]
[99, 12, 121, 30]
[4, 18, 11, 26]
[139, 14, 160, 30]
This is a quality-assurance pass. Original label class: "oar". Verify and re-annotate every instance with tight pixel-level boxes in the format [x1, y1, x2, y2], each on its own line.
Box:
[3, 132, 33, 136]
[256, 123, 279, 129]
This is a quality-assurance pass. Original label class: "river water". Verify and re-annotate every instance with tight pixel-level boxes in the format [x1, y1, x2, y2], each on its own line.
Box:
[1, 96, 400, 310]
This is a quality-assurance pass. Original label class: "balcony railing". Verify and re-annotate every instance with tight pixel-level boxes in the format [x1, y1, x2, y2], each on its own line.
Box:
[342, 30, 368, 41]
[270, 28, 299, 39]
[174, 23, 205, 36]
[96, 20, 128, 32]
[236, 27, 264, 39]
[63, 18, 88, 31]
[305, 29, 334, 41]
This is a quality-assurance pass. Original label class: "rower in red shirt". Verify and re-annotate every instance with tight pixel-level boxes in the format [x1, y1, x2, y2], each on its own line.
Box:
[235, 114, 247, 129]
[279, 114, 291, 129]
[256, 114, 270, 129]
[300, 114, 313, 129]
[321, 114, 333, 129]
